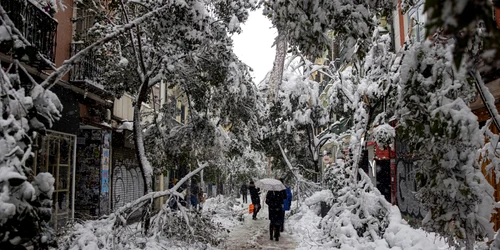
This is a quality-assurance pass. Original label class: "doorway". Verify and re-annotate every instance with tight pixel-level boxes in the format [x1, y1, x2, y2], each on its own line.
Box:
[376, 160, 391, 202]
[32, 131, 76, 229]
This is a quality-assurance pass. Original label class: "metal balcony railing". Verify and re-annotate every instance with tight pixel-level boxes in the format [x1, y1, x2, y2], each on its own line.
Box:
[0, 0, 57, 67]
[69, 42, 104, 89]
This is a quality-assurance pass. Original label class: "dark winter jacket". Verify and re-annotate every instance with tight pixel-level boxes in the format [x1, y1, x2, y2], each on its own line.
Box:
[266, 190, 287, 225]
[283, 187, 292, 211]
[266, 190, 286, 209]
[240, 184, 248, 195]
[248, 184, 260, 204]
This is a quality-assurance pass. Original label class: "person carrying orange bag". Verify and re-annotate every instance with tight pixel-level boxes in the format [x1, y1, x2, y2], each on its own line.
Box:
[249, 203, 254, 214]
[248, 181, 261, 220]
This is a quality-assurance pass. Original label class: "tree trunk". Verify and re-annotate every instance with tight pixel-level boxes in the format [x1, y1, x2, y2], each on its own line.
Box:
[133, 80, 153, 235]
[352, 105, 375, 182]
[134, 80, 152, 195]
[268, 29, 288, 103]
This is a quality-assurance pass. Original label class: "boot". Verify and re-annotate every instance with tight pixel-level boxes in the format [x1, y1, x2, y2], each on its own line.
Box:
[274, 226, 280, 241]
[269, 224, 274, 240]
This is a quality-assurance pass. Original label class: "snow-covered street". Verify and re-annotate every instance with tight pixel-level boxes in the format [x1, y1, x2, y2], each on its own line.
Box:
[3, 0, 500, 249]
[222, 204, 298, 249]
[205, 193, 461, 250]
[204, 195, 298, 249]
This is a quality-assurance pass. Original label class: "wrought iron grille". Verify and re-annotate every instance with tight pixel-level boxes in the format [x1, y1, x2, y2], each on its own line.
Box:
[0, 0, 58, 65]
[69, 42, 103, 89]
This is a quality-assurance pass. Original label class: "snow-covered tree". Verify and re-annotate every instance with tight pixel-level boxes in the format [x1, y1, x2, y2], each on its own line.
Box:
[309, 27, 397, 248]
[261, 0, 395, 60]
[259, 56, 333, 181]
[265, 0, 500, 247]
[2, 0, 264, 247]
[0, 7, 62, 249]
[395, 36, 496, 249]
[81, 0, 259, 196]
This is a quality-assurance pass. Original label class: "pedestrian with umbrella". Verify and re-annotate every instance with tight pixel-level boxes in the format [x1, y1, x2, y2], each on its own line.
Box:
[257, 178, 287, 241]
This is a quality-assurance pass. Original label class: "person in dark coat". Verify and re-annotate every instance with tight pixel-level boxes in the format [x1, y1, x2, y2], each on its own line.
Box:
[190, 183, 199, 209]
[266, 190, 287, 241]
[240, 183, 248, 203]
[248, 181, 261, 220]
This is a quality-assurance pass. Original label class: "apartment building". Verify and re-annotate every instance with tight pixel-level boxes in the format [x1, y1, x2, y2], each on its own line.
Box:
[0, 0, 135, 227]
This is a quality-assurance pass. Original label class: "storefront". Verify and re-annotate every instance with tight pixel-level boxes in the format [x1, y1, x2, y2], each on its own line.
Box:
[74, 126, 111, 218]
[111, 130, 144, 215]
[74, 98, 113, 218]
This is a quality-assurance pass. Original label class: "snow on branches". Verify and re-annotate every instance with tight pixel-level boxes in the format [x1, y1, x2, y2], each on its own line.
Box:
[321, 156, 391, 248]
[396, 36, 495, 249]
[0, 9, 62, 248]
[80, 0, 258, 193]
[261, 0, 395, 60]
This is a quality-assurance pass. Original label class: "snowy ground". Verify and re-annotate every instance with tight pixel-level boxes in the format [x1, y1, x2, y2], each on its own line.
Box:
[204, 195, 298, 249]
[287, 203, 453, 250]
[60, 193, 495, 250]
[222, 205, 298, 249]
[205, 193, 461, 250]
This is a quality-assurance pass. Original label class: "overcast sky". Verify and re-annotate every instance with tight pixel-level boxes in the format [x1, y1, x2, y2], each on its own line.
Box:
[232, 9, 277, 85]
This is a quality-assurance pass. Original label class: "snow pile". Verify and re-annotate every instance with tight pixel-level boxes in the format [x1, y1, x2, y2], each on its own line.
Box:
[203, 195, 244, 230]
[304, 190, 333, 207]
[288, 190, 452, 250]
[58, 203, 227, 250]
[384, 206, 449, 250]
[314, 154, 452, 249]
[289, 203, 325, 249]
[321, 171, 391, 249]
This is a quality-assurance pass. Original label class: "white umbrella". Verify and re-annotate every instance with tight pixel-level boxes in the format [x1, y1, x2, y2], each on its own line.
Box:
[255, 178, 286, 191]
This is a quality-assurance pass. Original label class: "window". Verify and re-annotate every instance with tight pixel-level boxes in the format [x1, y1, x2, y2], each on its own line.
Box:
[408, 1, 427, 43]
[74, 7, 96, 42]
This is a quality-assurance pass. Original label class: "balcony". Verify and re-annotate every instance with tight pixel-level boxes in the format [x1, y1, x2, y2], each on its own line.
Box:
[0, 0, 57, 68]
[69, 42, 105, 90]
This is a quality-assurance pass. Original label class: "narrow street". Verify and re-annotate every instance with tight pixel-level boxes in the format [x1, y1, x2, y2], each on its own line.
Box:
[222, 200, 298, 249]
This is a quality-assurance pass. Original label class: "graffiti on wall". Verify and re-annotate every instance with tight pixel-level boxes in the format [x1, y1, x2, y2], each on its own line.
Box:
[396, 138, 428, 219]
[112, 158, 144, 210]
[396, 160, 428, 218]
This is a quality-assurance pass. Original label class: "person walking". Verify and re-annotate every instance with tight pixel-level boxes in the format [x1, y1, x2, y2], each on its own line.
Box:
[280, 178, 293, 232]
[190, 182, 199, 210]
[266, 189, 287, 241]
[240, 183, 248, 203]
[248, 181, 261, 220]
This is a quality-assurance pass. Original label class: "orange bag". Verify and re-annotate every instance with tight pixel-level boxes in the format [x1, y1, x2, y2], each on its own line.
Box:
[249, 203, 254, 214]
